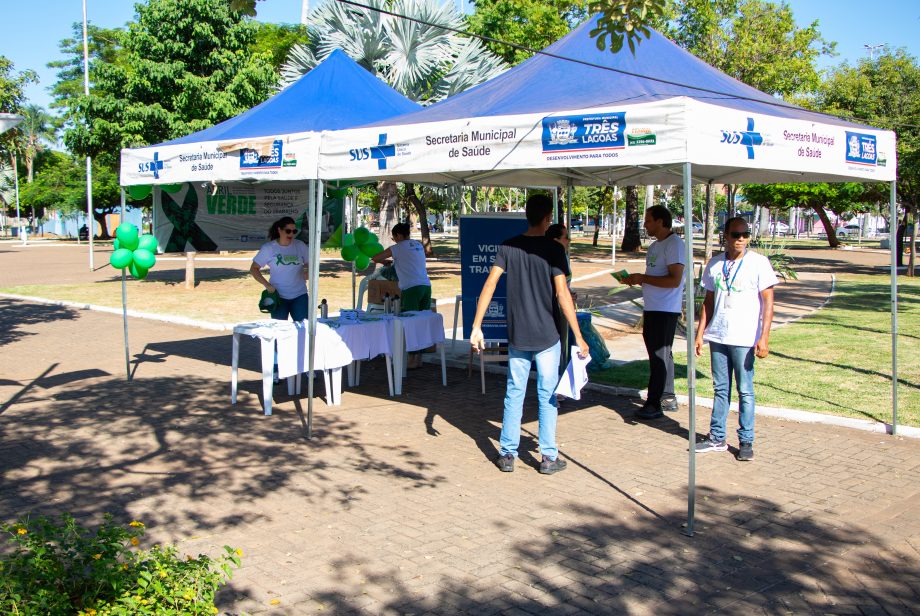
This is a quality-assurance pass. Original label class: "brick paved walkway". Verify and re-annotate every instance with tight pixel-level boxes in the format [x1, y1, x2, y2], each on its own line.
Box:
[2, 298, 919, 615]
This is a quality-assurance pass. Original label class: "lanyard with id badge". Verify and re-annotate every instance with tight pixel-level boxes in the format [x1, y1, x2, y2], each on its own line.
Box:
[709, 251, 745, 337]
[722, 251, 745, 310]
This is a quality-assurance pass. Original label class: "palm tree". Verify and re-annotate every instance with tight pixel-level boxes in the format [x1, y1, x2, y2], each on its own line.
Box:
[280, 0, 507, 252]
[18, 104, 57, 183]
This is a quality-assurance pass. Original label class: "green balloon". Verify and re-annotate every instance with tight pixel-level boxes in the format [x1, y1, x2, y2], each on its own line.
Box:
[113, 238, 121, 251]
[360, 241, 383, 257]
[342, 233, 355, 247]
[367, 232, 379, 245]
[109, 248, 134, 270]
[132, 248, 156, 269]
[354, 227, 371, 245]
[341, 245, 359, 261]
[137, 234, 158, 252]
[126, 185, 152, 201]
[129, 261, 149, 280]
[115, 223, 139, 251]
[354, 253, 370, 270]
[161, 183, 183, 194]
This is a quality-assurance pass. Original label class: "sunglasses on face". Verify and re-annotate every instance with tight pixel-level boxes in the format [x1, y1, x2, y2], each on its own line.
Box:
[283, 228, 297, 234]
[730, 231, 751, 239]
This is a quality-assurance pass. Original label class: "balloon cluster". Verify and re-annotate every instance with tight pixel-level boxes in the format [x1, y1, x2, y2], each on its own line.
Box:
[109, 223, 158, 280]
[340, 227, 383, 271]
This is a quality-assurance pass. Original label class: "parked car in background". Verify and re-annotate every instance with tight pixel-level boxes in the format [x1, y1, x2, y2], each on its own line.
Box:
[768, 221, 790, 235]
[836, 224, 862, 238]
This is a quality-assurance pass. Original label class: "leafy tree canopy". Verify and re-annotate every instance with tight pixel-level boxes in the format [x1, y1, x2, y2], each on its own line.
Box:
[661, 0, 834, 97]
[60, 0, 277, 162]
[467, 0, 590, 64]
[812, 48, 920, 214]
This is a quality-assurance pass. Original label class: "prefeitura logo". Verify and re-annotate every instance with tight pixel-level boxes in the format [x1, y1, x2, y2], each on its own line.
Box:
[541, 113, 626, 152]
[845, 132, 877, 166]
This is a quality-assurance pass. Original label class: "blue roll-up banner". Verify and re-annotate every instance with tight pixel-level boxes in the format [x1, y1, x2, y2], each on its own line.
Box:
[460, 214, 529, 341]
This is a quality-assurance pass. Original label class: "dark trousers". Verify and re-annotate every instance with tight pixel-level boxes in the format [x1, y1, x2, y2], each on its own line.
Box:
[642, 311, 680, 408]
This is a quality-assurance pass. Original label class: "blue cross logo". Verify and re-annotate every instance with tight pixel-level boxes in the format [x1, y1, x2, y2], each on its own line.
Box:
[720, 118, 764, 160]
[139, 151, 164, 178]
[369, 134, 396, 170]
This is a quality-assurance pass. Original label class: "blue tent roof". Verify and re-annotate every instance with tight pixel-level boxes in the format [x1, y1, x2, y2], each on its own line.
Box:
[165, 49, 421, 146]
[365, 16, 862, 128]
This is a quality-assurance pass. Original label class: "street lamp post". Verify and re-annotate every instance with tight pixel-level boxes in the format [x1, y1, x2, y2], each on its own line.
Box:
[83, 0, 95, 269]
[864, 43, 884, 60]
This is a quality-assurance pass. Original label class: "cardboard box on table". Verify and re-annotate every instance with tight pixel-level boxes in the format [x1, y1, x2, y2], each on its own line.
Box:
[368, 280, 401, 305]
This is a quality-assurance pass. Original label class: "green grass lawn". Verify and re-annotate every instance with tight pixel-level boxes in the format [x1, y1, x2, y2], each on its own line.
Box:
[592, 274, 920, 427]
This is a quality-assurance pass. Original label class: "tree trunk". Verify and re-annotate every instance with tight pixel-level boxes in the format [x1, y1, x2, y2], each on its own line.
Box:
[813, 205, 840, 248]
[404, 183, 433, 257]
[621, 185, 641, 252]
[377, 181, 399, 249]
[592, 187, 609, 247]
[727, 184, 737, 218]
[92, 209, 111, 240]
[25, 154, 34, 183]
[704, 182, 716, 265]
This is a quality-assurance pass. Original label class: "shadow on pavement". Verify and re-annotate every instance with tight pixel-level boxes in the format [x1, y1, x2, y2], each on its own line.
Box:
[0, 299, 80, 348]
[0, 373, 446, 532]
[218, 488, 919, 615]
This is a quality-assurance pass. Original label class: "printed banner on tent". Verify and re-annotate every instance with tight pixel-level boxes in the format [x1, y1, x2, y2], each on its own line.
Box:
[121, 132, 320, 185]
[687, 101, 897, 182]
[319, 100, 688, 184]
[460, 214, 529, 341]
[153, 182, 342, 252]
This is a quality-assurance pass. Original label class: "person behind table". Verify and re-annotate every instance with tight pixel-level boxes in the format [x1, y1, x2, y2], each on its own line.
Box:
[694, 217, 778, 461]
[249, 216, 310, 321]
[623, 205, 686, 420]
[372, 222, 432, 312]
[372, 222, 432, 368]
[470, 194, 589, 475]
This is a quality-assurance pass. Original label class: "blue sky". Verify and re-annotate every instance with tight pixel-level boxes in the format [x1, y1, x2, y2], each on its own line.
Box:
[2, 0, 919, 112]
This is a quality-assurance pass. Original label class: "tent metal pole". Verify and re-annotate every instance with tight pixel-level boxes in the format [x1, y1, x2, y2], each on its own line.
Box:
[306, 180, 323, 439]
[890, 181, 898, 435]
[611, 186, 617, 265]
[351, 187, 357, 309]
[566, 181, 573, 229]
[683, 162, 697, 537]
[120, 188, 131, 382]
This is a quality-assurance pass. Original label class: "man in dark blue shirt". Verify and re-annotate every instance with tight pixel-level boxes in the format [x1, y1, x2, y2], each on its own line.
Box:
[471, 194, 588, 475]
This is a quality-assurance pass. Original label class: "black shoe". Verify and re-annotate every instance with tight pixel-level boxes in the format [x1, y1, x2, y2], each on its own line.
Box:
[737, 442, 754, 461]
[660, 396, 679, 412]
[539, 455, 567, 475]
[694, 435, 728, 453]
[635, 405, 664, 420]
[496, 453, 515, 472]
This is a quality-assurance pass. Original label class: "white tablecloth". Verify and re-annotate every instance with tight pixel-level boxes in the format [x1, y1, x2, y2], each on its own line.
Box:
[320, 316, 395, 361]
[275, 321, 355, 379]
[396, 311, 445, 352]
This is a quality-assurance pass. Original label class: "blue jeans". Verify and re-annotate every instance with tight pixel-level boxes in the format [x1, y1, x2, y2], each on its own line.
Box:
[499, 341, 562, 459]
[271, 292, 309, 322]
[709, 342, 756, 443]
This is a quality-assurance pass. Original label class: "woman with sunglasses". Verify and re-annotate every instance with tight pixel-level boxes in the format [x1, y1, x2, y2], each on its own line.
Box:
[249, 216, 311, 321]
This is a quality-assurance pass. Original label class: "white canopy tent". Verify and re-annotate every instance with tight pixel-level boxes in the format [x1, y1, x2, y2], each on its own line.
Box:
[315, 17, 900, 533]
[119, 51, 421, 435]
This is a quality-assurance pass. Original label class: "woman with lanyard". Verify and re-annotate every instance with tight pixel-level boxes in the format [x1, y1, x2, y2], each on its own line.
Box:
[249, 216, 311, 322]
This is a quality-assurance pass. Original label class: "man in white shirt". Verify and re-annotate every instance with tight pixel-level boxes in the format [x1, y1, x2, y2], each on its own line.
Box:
[624, 206, 686, 420]
[694, 217, 778, 461]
